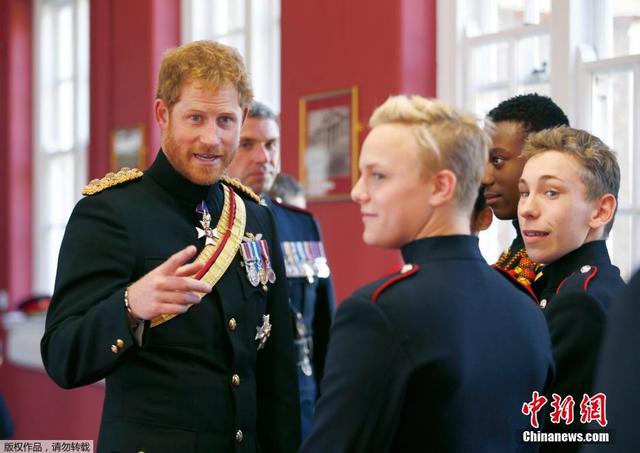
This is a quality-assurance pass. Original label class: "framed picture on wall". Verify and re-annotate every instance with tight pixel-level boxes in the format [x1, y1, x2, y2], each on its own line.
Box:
[110, 125, 146, 171]
[298, 86, 360, 201]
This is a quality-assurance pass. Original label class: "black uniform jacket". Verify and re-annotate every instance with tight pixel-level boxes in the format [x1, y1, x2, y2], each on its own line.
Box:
[301, 235, 554, 453]
[532, 240, 624, 452]
[41, 151, 300, 453]
[585, 269, 640, 453]
[264, 197, 335, 439]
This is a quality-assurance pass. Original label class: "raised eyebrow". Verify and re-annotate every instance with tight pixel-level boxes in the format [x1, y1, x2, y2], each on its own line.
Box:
[518, 175, 566, 185]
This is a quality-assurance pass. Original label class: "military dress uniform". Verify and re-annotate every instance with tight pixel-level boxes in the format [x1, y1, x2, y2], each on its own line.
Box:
[262, 197, 335, 440]
[531, 240, 625, 453]
[301, 235, 554, 453]
[584, 269, 640, 453]
[40, 151, 301, 453]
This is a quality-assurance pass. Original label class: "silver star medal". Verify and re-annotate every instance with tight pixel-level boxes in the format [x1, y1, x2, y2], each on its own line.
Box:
[255, 314, 272, 350]
[195, 201, 220, 246]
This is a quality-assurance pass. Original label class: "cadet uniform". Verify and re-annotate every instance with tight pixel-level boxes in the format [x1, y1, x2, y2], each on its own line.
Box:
[301, 235, 554, 453]
[41, 151, 301, 453]
[262, 197, 335, 440]
[531, 240, 625, 453]
[585, 269, 640, 453]
[494, 220, 540, 287]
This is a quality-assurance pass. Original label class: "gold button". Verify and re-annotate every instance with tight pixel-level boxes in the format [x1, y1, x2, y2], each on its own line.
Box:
[110, 345, 119, 354]
[231, 374, 240, 386]
[116, 339, 125, 348]
[228, 318, 237, 331]
[235, 429, 243, 443]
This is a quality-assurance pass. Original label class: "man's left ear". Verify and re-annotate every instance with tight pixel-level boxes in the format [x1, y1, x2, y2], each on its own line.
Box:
[429, 169, 457, 207]
[588, 193, 617, 230]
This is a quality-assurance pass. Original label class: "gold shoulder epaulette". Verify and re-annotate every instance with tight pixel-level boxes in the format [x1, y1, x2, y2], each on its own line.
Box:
[220, 175, 260, 203]
[81, 167, 144, 196]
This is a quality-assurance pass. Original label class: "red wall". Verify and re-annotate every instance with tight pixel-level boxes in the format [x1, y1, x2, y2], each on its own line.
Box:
[281, 0, 436, 300]
[0, 0, 33, 311]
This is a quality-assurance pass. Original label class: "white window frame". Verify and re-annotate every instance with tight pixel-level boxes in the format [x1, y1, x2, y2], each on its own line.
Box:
[181, 0, 281, 112]
[33, 0, 89, 294]
[438, 0, 640, 276]
[574, 2, 640, 280]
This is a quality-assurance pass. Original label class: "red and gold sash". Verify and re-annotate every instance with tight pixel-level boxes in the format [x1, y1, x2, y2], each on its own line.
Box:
[151, 183, 246, 328]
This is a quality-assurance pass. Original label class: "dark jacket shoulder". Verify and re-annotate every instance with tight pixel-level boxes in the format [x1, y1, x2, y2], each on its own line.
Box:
[354, 265, 420, 304]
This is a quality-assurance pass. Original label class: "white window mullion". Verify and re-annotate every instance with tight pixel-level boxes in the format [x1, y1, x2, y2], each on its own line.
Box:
[34, 0, 88, 294]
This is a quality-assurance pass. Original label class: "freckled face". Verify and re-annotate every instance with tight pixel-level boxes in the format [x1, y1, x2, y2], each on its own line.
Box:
[157, 82, 244, 185]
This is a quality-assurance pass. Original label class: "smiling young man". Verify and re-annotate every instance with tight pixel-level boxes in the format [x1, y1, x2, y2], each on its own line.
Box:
[301, 96, 554, 453]
[483, 94, 569, 287]
[518, 126, 625, 451]
[41, 41, 300, 453]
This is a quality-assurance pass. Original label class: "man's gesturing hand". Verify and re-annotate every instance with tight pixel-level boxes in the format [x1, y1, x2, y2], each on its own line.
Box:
[126, 245, 213, 320]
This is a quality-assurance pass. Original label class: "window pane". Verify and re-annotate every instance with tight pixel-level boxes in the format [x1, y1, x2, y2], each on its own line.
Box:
[214, 0, 245, 36]
[56, 80, 75, 151]
[471, 42, 509, 90]
[590, 71, 633, 207]
[516, 34, 549, 86]
[56, 4, 74, 80]
[48, 153, 76, 224]
[497, 0, 526, 30]
[464, 0, 550, 36]
[612, 0, 640, 57]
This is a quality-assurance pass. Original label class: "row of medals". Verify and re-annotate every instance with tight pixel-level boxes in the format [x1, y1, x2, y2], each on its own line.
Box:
[282, 241, 331, 283]
[240, 235, 276, 289]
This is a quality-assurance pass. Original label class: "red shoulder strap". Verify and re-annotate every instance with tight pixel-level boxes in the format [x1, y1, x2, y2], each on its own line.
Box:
[372, 264, 420, 303]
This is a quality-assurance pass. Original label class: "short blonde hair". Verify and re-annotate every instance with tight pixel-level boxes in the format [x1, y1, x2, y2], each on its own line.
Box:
[156, 40, 253, 110]
[370, 95, 491, 211]
[523, 126, 620, 235]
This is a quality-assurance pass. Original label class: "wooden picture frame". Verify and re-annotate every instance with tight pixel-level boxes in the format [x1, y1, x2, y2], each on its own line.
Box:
[298, 87, 359, 201]
[110, 125, 146, 171]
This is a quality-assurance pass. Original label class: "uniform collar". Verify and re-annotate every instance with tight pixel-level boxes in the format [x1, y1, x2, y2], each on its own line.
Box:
[533, 240, 611, 296]
[401, 235, 484, 264]
[511, 219, 525, 250]
[146, 149, 223, 213]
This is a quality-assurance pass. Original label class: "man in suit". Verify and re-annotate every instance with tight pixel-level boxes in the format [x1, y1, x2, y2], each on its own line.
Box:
[519, 126, 625, 452]
[301, 95, 554, 452]
[40, 40, 300, 453]
[483, 94, 569, 287]
[226, 101, 336, 440]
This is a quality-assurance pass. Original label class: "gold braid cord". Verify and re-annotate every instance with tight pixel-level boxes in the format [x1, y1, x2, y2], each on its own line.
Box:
[220, 175, 261, 203]
[151, 184, 247, 328]
[81, 168, 144, 196]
